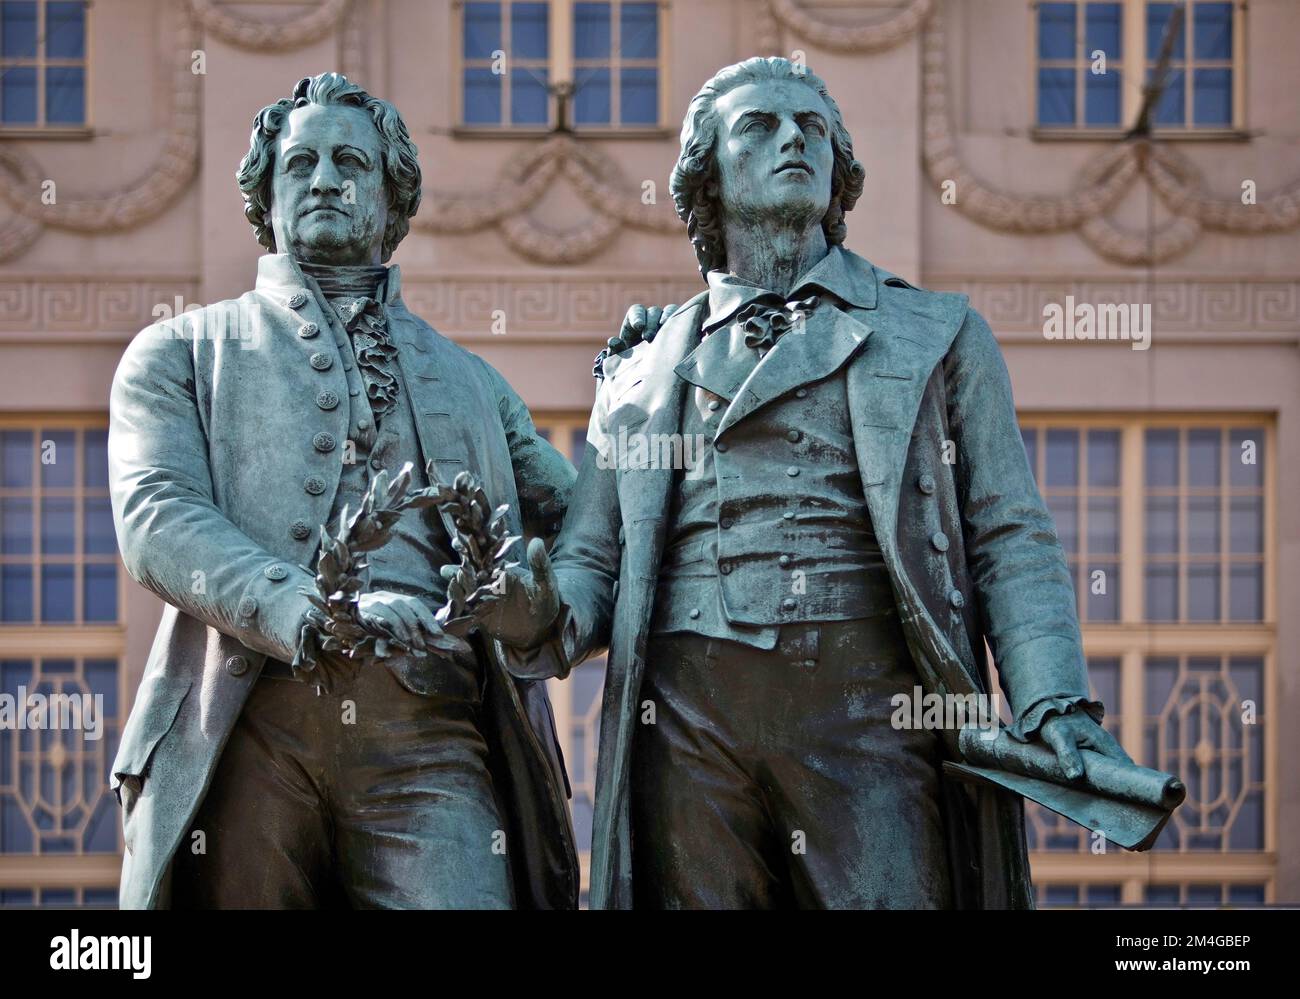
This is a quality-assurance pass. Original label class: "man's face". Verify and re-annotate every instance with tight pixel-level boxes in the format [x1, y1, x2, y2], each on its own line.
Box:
[268, 103, 391, 266]
[712, 78, 835, 229]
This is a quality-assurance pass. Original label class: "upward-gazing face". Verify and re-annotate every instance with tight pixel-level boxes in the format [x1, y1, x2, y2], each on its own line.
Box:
[712, 78, 835, 230]
[268, 103, 391, 266]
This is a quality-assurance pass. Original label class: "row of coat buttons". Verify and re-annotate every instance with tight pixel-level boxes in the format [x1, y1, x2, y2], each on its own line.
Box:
[915, 472, 961, 608]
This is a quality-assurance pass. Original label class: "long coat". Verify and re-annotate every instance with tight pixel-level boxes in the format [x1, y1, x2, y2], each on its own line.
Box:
[108, 254, 579, 909]
[546, 249, 1095, 909]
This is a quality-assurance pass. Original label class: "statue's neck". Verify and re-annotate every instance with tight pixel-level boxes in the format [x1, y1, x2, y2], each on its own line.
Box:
[298, 259, 389, 301]
[721, 217, 828, 298]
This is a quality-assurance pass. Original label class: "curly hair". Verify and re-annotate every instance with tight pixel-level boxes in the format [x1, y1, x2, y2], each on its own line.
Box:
[670, 58, 866, 278]
[236, 73, 421, 263]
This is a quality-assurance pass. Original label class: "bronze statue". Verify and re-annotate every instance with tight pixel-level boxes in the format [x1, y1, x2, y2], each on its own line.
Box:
[471, 57, 1150, 909]
[107, 74, 582, 909]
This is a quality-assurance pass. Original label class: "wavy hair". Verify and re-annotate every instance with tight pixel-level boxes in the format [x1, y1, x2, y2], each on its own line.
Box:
[236, 73, 421, 262]
[670, 57, 865, 278]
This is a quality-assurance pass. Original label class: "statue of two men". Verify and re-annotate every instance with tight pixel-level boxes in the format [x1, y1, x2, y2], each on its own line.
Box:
[109, 60, 1130, 910]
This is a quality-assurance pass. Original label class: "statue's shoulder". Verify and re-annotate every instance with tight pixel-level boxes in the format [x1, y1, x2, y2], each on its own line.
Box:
[594, 292, 708, 382]
[124, 292, 256, 364]
[856, 254, 971, 353]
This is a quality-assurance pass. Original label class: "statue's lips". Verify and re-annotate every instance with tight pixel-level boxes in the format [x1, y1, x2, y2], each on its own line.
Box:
[774, 162, 813, 175]
[302, 206, 347, 217]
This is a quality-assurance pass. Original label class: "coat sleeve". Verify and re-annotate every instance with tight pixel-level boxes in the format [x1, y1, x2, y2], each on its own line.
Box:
[477, 356, 577, 544]
[504, 375, 621, 680]
[943, 307, 1103, 740]
[474, 356, 580, 680]
[109, 324, 316, 663]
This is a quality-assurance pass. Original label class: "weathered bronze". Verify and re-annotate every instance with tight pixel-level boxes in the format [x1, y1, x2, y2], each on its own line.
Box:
[107, 74, 578, 909]
[475, 57, 1177, 909]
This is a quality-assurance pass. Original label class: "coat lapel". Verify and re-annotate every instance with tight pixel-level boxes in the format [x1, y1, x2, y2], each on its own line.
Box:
[713, 305, 872, 439]
[845, 267, 970, 547]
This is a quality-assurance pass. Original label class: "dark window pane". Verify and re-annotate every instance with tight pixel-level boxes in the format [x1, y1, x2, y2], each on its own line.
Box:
[1228, 565, 1262, 621]
[40, 497, 75, 555]
[620, 67, 657, 124]
[1144, 884, 1180, 905]
[463, 1, 502, 58]
[1194, 2, 1233, 59]
[1152, 67, 1185, 125]
[44, 66, 83, 124]
[1145, 564, 1178, 620]
[1228, 428, 1263, 486]
[1229, 496, 1262, 553]
[1145, 496, 1178, 553]
[1193, 68, 1232, 125]
[1, 66, 36, 123]
[1187, 428, 1220, 485]
[1038, 68, 1076, 126]
[40, 430, 75, 487]
[1, 497, 32, 554]
[1146, 2, 1186, 60]
[1042, 884, 1080, 907]
[574, 67, 611, 124]
[1045, 429, 1080, 486]
[1087, 429, 1120, 486]
[1086, 884, 1121, 905]
[1187, 884, 1222, 905]
[41, 564, 74, 621]
[1, 431, 32, 487]
[1187, 496, 1219, 554]
[1088, 497, 1119, 553]
[1, 564, 33, 621]
[83, 429, 108, 487]
[511, 2, 548, 60]
[571, 429, 587, 463]
[620, 1, 658, 58]
[0, 1, 36, 57]
[1187, 563, 1220, 621]
[463, 67, 502, 124]
[83, 563, 116, 622]
[1145, 429, 1179, 486]
[83, 496, 115, 555]
[1038, 3, 1077, 59]
[1085, 2, 1121, 55]
[1085, 70, 1120, 126]
[46, 1, 85, 59]
[511, 66, 548, 125]
[574, 2, 611, 59]
[1227, 884, 1265, 905]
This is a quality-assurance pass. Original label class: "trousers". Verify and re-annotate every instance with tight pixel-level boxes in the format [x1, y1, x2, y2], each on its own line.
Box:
[171, 652, 514, 909]
[631, 612, 951, 909]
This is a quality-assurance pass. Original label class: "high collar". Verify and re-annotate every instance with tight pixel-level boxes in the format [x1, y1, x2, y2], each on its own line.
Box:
[254, 253, 405, 308]
[702, 245, 878, 333]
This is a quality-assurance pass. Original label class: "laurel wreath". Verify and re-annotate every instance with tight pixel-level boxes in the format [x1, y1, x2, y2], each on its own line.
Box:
[291, 462, 519, 689]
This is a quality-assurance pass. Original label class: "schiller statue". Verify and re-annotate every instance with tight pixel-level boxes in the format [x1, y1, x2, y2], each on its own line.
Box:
[107, 74, 582, 909]
[472, 57, 1135, 909]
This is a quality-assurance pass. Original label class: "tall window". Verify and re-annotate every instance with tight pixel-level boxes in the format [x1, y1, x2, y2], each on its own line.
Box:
[1034, 1, 1242, 133]
[458, 0, 664, 131]
[0, 0, 87, 128]
[1020, 417, 1274, 906]
[0, 419, 123, 909]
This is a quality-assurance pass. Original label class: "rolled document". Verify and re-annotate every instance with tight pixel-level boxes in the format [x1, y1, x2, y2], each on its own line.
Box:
[958, 726, 1186, 811]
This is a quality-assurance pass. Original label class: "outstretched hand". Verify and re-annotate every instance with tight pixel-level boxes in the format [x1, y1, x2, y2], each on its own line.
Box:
[443, 537, 561, 649]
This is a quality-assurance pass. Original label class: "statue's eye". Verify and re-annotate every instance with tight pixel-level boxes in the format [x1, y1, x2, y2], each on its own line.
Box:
[803, 120, 826, 137]
[285, 154, 314, 173]
[743, 118, 770, 134]
[338, 152, 365, 168]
